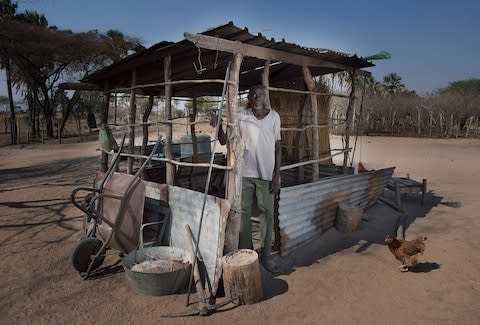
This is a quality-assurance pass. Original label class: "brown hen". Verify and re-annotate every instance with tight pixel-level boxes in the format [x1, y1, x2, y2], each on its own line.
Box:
[385, 235, 427, 272]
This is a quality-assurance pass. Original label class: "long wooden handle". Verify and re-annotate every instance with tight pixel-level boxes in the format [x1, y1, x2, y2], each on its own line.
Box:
[184, 224, 208, 315]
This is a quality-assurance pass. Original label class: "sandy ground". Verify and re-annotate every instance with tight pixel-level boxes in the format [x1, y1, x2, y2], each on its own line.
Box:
[1, 135, 480, 325]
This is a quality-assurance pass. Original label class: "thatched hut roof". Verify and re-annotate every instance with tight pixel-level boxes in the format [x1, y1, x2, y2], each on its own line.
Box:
[80, 21, 373, 97]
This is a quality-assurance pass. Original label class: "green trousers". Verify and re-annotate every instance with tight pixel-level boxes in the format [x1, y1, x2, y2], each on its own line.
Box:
[239, 177, 275, 257]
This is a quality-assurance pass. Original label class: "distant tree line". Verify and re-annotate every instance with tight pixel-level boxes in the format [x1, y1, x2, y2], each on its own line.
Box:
[1, 0, 478, 145]
[331, 73, 480, 138]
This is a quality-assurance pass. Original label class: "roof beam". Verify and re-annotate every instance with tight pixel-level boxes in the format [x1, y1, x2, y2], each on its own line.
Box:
[184, 32, 353, 71]
[58, 82, 100, 91]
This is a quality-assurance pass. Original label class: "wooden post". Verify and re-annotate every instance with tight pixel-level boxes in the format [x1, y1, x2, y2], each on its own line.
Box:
[127, 70, 137, 174]
[343, 69, 356, 169]
[114, 93, 118, 125]
[262, 59, 280, 251]
[262, 60, 271, 108]
[297, 95, 308, 183]
[224, 53, 243, 254]
[100, 89, 111, 172]
[190, 97, 198, 158]
[141, 95, 154, 158]
[164, 56, 175, 185]
[302, 66, 319, 181]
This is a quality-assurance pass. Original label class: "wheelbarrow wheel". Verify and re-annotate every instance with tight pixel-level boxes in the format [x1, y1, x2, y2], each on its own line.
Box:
[71, 238, 105, 273]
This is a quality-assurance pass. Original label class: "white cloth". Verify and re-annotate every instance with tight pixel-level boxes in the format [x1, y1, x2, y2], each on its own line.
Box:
[238, 108, 281, 181]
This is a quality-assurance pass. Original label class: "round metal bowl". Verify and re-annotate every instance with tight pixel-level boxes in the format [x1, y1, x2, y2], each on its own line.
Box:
[122, 246, 192, 296]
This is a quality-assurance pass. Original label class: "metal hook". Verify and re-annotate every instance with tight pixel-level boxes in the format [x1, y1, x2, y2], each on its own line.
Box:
[213, 36, 220, 70]
[193, 45, 206, 74]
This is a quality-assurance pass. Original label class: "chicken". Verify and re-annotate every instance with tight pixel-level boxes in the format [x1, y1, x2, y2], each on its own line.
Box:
[357, 162, 370, 173]
[385, 235, 427, 272]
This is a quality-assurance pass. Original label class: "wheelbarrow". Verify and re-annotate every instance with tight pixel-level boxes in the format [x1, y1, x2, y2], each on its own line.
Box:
[70, 135, 164, 279]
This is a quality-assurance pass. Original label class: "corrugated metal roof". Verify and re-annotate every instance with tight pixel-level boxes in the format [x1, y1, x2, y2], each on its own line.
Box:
[278, 167, 394, 255]
[82, 21, 373, 97]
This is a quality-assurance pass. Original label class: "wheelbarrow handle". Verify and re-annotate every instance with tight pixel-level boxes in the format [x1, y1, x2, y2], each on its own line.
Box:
[139, 221, 168, 249]
[70, 187, 101, 215]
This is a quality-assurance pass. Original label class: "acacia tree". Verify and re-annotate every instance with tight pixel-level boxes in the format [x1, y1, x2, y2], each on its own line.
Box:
[0, 16, 141, 139]
[0, 0, 18, 143]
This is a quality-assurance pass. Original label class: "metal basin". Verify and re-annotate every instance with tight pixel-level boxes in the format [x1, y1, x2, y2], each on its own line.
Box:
[122, 246, 191, 296]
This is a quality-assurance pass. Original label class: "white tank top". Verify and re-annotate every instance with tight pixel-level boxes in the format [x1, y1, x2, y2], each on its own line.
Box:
[238, 108, 281, 181]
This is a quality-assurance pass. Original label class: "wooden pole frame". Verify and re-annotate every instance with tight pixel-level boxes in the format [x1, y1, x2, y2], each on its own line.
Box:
[185, 32, 352, 71]
[100, 84, 111, 172]
[303, 66, 320, 181]
[127, 71, 136, 174]
[224, 53, 243, 254]
[343, 69, 357, 169]
[164, 56, 175, 185]
[190, 97, 198, 158]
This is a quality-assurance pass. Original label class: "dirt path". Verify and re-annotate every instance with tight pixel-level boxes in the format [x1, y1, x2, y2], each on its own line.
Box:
[1, 136, 479, 324]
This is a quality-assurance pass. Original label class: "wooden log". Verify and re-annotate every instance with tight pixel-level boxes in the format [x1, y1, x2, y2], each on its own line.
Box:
[262, 60, 271, 109]
[164, 56, 175, 185]
[58, 82, 100, 91]
[222, 249, 262, 305]
[184, 32, 352, 71]
[343, 69, 357, 169]
[127, 70, 137, 174]
[335, 204, 363, 233]
[268, 85, 349, 98]
[297, 95, 308, 183]
[100, 86, 111, 172]
[190, 97, 198, 158]
[302, 66, 319, 180]
[224, 53, 243, 254]
[107, 78, 234, 93]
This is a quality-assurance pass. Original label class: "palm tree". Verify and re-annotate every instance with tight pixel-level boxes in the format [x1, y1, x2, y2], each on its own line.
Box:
[11, 9, 49, 139]
[383, 73, 406, 95]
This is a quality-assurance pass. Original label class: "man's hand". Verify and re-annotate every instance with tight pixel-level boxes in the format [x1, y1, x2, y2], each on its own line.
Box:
[210, 115, 227, 145]
[209, 115, 222, 127]
[270, 173, 281, 195]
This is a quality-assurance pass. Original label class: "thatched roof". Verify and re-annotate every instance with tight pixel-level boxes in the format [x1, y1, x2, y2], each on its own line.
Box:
[81, 21, 374, 97]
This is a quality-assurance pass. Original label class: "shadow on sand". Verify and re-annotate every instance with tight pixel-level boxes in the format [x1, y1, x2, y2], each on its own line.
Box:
[408, 262, 441, 273]
[258, 188, 455, 298]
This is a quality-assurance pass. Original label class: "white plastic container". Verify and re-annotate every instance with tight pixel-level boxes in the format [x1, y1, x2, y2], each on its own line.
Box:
[172, 133, 211, 157]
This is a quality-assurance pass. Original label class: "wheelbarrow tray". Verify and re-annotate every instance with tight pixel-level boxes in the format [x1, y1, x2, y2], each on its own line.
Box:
[97, 173, 146, 254]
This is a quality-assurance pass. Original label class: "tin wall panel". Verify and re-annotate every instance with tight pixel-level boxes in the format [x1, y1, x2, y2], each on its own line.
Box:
[278, 167, 394, 255]
[168, 186, 230, 296]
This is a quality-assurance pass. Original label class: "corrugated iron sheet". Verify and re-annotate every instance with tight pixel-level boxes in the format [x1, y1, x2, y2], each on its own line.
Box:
[278, 167, 394, 255]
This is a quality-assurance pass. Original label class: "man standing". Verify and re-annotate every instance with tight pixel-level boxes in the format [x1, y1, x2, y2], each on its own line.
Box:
[214, 84, 281, 273]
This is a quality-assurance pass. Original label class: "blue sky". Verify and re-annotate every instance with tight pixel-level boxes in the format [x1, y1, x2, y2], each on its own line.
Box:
[2, 0, 479, 98]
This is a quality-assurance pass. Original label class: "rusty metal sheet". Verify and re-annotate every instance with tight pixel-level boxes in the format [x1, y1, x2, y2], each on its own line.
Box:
[278, 167, 394, 256]
[168, 186, 230, 296]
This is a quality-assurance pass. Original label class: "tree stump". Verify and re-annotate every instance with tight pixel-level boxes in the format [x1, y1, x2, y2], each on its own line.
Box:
[335, 204, 363, 233]
[222, 249, 262, 305]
